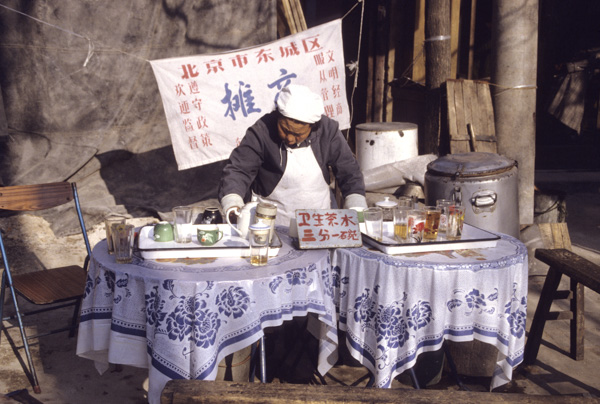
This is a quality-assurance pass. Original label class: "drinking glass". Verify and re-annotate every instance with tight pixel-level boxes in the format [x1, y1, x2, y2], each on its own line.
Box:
[423, 206, 442, 241]
[363, 207, 383, 242]
[436, 199, 454, 232]
[393, 206, 411, 243]
[104, 215, 126, 254]
[407, 209, 426, 243]
[396, 196, 413, 208]
[249, 221, 270, 266]
[446, 205, 466, 240]
[173, 206, 193, 243]
[111, 223, 135, 264]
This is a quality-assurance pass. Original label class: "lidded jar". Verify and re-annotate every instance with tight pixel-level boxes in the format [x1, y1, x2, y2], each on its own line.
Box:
[255, 202, 277, 242]
[375, 196, 398, 221]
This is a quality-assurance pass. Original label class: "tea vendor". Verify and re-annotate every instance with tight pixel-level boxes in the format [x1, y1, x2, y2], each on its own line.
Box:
[219, 84, 367, 226]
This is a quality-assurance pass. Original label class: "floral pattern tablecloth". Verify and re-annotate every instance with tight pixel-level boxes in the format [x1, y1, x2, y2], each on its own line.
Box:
[331, 233, 528, 390]
[76, 227, 337, 404]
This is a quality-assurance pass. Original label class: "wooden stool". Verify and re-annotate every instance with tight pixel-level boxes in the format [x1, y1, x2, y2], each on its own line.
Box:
[524, 248, 600, 365]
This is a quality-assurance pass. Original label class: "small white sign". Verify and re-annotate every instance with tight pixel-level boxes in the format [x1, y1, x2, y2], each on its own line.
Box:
[296, 209, 362, 249]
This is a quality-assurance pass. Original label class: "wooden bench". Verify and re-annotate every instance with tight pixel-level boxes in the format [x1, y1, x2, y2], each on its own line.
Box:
[524, 248, 600, 365]
[160, 380, 598, 403]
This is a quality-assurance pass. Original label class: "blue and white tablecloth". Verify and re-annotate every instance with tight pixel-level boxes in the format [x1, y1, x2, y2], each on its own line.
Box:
[76, 227, 337, 404]
[331, 233, 528, 390]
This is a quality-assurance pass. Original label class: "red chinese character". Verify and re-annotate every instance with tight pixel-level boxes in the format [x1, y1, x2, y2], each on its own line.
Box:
[324, 104, 334, 118]
[346, 230, 359, 240]
[327, 50, 335, 63]
[206, 59, 224, 74]
[188, 135, 199, 149]
[332, 84, 341, 98]
[336, 103, 344, 116]
[321, 88, 329, 101]
[301, 229, 316, 242]
[183, 118, 193, 132]
[231, 54, 249, 68]
[313, 52, 325, 66]
[319, 70, 327, 83]
[328, 67, 339, 80]
[340, 214, 357, 227]
[312, 213, 324, 226]
[302, 36, 322, 52]
[325, 212, 337, 226]
[179, 101, 191, 114]
[297, 212, 311, 227]
[318, 229, 330, 241]
[256, 48, 275, 63]
[200, 133, 212, 147]
[188, 81, 200, 94]
[175, 83, 186, 96]
[192, 97, 202, 111]
[196, 116, 208, 129]
[181, 64, 200, 80]
[279, 43, 300, 57]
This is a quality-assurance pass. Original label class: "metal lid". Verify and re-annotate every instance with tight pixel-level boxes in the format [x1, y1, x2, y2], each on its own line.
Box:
[426, 152, 517, 177]
[256, 202, 277, 217]
[375, 196, 398, 209]
[249, 219, 270, 232]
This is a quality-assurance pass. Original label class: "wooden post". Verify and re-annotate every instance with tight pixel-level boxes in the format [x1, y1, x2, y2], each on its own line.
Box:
[491, 0, 539, 225]
[423, 0, 451, 154]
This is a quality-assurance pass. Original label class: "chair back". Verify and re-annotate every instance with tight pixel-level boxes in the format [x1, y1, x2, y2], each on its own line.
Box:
[0, 182, 92, 262]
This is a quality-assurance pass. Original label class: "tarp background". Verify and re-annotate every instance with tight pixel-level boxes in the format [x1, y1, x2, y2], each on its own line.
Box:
[0, 0, 277, 235]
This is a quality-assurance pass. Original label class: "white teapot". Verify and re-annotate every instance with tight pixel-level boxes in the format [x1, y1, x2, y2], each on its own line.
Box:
[226, 201, 258, 239]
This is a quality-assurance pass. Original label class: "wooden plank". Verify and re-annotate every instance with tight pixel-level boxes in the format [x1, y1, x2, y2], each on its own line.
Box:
[446, 80, 458, 137]
[539, 222, 572, 250]
[453, 81, 467, 140]
[473, 83, 486, 139]
[478, 82, 495, 136]
[461, 80, 476, 142]
[0, 182, 73, 211]
[161, 380, 596, 404]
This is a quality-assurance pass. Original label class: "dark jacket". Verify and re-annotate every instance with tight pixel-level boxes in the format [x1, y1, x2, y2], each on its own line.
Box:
[218, 111, 365, 202]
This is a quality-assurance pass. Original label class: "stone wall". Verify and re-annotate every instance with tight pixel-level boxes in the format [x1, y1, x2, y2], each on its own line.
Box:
[0, 0, 276, 235]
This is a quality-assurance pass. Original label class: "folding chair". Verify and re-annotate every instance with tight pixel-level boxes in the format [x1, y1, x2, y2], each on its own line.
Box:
[0, 182, 92, 393]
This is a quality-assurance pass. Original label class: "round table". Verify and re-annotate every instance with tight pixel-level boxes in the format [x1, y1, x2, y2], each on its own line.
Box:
[76, 226, 337, 404]
[331, 233, 528, 390]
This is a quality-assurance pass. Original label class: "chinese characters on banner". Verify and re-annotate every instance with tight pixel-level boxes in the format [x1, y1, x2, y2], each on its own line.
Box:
[149, 19, 349, 170]
[296, 209, 362, 249]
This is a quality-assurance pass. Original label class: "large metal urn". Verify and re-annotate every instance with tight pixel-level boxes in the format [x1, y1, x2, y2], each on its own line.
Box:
[424, 152, 520, 238]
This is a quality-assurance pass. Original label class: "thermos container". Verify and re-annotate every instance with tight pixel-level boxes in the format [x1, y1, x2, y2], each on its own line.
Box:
[424, 152, 520, 239]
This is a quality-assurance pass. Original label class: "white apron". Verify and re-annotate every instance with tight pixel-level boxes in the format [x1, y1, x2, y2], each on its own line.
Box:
[263, 145, 331, 226]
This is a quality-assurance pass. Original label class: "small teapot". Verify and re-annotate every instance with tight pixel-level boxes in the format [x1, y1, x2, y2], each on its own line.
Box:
[226, 201, 258, 239]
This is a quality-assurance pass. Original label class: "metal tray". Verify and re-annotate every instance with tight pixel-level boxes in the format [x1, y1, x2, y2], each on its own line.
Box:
[360, 222, 500, 254]
[136, 224, 282, 259]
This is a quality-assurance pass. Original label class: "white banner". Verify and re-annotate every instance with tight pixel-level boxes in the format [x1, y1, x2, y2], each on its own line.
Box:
[150, 19, 349, 170]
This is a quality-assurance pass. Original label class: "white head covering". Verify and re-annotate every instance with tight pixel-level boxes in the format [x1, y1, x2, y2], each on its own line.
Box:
[276, 84, 324, 124]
